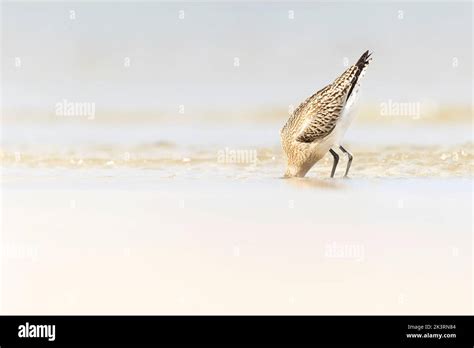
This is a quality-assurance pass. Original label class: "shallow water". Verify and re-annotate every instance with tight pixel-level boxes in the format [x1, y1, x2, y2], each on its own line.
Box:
[1, 122, 472, 179]
[1, 119, 472, 314]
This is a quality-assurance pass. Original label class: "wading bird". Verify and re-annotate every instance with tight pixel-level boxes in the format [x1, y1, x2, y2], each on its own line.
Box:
[281, 50, 372, 178]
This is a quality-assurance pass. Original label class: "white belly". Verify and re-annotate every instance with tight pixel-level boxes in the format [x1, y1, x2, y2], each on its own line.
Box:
[337, 94, 359, 140]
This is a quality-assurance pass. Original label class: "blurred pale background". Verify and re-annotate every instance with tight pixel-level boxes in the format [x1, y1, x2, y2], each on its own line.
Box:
[2, 1, 472, 114]
[0, 1, 472, 314]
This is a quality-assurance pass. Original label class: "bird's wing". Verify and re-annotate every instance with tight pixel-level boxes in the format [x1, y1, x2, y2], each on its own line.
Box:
[294, 82, 350, 143]
[295, 51, 372, 143]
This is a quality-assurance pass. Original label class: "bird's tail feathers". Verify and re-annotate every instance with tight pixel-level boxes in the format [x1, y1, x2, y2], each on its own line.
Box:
[345, 50, 373, 99]
[355, 50, 372, 73]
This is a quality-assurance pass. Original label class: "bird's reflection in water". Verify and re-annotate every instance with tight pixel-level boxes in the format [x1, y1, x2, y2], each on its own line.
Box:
[279, 176, 345, 190]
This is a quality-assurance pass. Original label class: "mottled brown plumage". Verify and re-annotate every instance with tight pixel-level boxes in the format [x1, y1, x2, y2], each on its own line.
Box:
[281, 51, 372, 178]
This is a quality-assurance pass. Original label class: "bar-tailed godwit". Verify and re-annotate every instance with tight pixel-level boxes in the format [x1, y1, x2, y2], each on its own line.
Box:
[281, 50, 372, 178]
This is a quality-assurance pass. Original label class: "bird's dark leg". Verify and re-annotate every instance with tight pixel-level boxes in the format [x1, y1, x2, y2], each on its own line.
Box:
[329, 149, 339, 178]
[339, 145, 353, 177]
